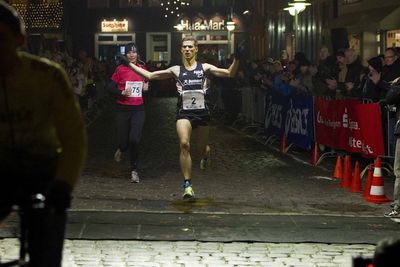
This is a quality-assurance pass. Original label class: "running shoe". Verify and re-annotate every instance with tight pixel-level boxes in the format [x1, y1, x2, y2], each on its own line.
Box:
[200, 146, 211, 170]
[384, 206, 400, 218]
[200, 158, 208, 170]
[114, 148, 122, 162]
[130, 170, 140, 183]
[183, 184, 195, 199]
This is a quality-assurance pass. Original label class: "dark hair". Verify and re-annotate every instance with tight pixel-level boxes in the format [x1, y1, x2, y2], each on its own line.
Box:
[367, 56, 383, 73]
[0, 1, 25, 36]
[124, 42, 138, 54]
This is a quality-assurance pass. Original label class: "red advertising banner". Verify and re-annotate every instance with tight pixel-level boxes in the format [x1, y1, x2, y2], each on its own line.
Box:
[315, 97, 385, 158]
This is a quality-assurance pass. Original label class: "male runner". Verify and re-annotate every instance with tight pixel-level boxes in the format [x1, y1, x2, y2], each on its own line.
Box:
[123, 36, 243, 198]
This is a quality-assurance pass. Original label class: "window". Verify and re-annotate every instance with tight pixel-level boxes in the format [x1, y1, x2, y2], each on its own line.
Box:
[387, 30, 400, 48]
[119, 0, 142, 7]
[87, 0, 109, 8]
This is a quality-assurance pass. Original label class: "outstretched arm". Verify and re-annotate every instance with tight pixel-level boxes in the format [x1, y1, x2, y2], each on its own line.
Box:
[127, 62, 178, 80]
[203, 40, 244, 78]
[203, 59, 239, 78]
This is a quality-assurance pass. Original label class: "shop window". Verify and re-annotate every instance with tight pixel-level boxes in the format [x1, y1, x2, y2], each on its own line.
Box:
[146, 32, 171, 64]
[98, 35, 113, 41]
[117, 35, 134, 41]
[87, 0, 109, 8]
[386, 30, 400, 48]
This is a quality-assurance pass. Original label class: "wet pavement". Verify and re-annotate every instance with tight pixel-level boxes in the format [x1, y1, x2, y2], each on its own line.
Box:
[74, 97, 393, 218]
[1, 96, 399, 266]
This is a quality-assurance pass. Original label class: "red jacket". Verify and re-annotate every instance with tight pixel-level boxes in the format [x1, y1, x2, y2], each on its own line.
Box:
[111, 64, 147, 106]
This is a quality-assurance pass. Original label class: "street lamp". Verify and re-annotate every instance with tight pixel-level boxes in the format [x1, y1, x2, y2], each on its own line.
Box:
[284, 0, 311, 59]
[226, 8, 235, 55]
[226, 18, 235, 31]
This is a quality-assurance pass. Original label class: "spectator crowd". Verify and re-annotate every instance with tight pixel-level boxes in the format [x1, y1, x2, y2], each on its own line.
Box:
[238, 46, 400, 103]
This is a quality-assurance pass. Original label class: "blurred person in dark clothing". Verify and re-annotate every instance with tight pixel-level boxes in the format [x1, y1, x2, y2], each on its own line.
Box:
[351, 56, 384, 102]
[373, 237, 400, 266]
[312, 45, 338, 96]
[0, 2, 87, 266]
[373, 48, 400, 94]
[290, 60, 314, 95]
[326, 48, 363, 98]
[382, 48, 400, 82]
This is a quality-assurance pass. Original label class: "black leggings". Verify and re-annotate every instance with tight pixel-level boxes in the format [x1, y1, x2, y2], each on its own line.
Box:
[116, 105, 145, 171]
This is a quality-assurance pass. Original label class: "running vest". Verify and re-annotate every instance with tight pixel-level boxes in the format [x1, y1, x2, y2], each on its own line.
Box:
[111, 64, 146, 106]
[177, 62, 207, 111]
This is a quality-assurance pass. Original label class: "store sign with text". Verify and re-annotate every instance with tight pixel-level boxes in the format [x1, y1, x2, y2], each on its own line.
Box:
[101, 19, 128, 32]
[177, 19, 226, 31]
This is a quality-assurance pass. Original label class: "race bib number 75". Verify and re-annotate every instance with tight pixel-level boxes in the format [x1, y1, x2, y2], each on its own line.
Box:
[182, 90, 205, 110]
[125, 81, 143, 97]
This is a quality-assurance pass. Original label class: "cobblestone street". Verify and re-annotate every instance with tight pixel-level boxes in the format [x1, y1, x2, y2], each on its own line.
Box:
[0, 238, 375, 267]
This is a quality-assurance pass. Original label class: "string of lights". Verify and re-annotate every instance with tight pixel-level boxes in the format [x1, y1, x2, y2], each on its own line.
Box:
[11, 1, 63, 29]
[160, 0, 190, 18]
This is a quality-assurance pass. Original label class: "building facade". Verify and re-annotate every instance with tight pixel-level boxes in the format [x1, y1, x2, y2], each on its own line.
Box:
[61, 0, 248, 65]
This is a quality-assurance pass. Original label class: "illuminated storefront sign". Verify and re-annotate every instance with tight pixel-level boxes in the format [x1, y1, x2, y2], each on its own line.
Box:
[101, 19, 128, 32]
[177, 19, 226, 31]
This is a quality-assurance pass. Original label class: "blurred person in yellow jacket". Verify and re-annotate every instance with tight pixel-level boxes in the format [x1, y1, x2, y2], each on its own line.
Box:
[0, 2, 87, 266]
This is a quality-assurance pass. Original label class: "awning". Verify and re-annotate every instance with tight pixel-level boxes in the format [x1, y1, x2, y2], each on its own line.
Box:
[326, 5, 400, 32]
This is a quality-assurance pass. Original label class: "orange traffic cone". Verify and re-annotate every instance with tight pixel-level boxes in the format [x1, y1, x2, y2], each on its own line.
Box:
[311, 142, 319, 166]
[280, 134, 287, 153]
[366, 157, 390, 203]
[349, 161, 362, 192]
[340, 155, 352, 188]
[363, 165, 373, 199]
[333, 156, 342, 179]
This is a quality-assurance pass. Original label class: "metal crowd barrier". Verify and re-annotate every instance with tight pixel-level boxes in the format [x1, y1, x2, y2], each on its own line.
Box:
[213, 84, 396, 171]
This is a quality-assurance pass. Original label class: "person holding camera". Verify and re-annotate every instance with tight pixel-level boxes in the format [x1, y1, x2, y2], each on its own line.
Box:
[122, 36, 243, 198]
[0, 2, 87, 266]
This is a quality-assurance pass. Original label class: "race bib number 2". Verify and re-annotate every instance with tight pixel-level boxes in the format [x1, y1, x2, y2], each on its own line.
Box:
[182, 90, 205, 110]
[125, 81, 143, 97]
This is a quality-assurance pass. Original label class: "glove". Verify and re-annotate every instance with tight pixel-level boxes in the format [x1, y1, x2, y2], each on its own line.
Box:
[234, 40, 245, 60]
[46, 180, 72, 211]
[116, 54, 130, 66]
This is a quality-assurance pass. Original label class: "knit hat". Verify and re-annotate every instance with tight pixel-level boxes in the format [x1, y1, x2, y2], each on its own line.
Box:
[367, 56, 383, 73]
[124, 42, 138, 54]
